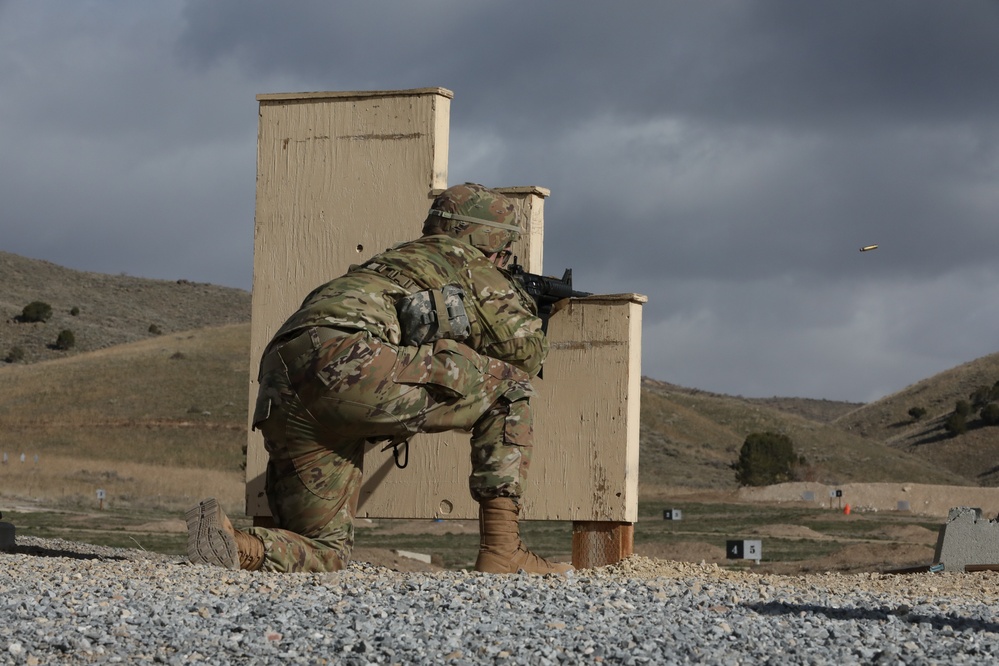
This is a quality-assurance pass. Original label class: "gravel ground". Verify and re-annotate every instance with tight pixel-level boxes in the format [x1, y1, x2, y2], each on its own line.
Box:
[4, 537, 999, 665]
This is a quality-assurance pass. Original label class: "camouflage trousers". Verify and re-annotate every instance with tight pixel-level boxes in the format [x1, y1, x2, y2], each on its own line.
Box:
[247, 326, 536, 573]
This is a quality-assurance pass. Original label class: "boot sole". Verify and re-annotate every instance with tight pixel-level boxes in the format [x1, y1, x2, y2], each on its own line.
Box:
[476, 550, 575, 575]
[185, 497, 239, 569]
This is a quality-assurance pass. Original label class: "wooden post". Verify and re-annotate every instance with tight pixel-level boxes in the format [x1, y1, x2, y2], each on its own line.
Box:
[573, 522, 634, 569]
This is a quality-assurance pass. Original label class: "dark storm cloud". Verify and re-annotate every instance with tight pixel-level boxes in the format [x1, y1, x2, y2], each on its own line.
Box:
[174, 0, 999, 280]
[0, 2, 259, 287]
[2, 1, 997, 401]
[179, 0, 999, 295]
[177, 1, 999, 129]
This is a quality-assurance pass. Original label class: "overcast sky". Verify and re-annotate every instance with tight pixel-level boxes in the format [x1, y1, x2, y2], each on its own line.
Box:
[2, 1, 997, 403]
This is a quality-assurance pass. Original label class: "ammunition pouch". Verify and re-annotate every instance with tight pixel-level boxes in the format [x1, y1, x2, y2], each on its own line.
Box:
[397, 284, 470, 347]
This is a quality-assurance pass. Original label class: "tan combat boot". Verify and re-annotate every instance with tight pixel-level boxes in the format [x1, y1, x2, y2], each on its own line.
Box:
[185, 497, 265, 571]
[475, 497, 573, 575]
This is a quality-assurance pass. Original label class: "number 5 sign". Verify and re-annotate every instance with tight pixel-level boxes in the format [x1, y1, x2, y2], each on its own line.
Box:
[726, 539, 762, 563]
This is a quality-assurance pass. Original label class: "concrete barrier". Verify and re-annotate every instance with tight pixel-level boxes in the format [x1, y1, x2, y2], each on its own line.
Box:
[933, 507, 999, 572]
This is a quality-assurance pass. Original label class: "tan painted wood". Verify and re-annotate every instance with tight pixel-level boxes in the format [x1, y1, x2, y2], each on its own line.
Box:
[248, 88, 643, 531]
[256, 88, 453, 103]
[246, 88, 454, 515]
[357, 294, 645, 522]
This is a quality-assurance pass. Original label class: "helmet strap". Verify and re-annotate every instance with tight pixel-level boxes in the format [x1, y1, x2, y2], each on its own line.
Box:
[428, 209, 521, 233]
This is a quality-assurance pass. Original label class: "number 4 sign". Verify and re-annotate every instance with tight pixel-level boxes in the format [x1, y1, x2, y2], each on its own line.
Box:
[726, 539, 762, 563]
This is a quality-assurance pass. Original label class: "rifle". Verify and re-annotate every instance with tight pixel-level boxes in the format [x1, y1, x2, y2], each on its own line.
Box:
[505, 261, 592, 333]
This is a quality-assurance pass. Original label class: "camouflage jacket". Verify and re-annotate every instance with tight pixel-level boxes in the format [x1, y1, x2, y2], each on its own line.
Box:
[270, 235, 549, 377]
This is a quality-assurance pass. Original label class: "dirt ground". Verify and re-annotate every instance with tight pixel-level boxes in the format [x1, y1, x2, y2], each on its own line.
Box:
[263, 482, 999, 574]
[733, 481, 999, 519]
[654, 481, 999, 519]
[631, 536, 938, 576]
[346, 482, 999, 574]
[18, 482, 997, 575]
[632, 482, 999, 576]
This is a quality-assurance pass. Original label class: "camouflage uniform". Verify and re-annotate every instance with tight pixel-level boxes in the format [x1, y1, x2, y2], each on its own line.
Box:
[247, 234, 547, 573]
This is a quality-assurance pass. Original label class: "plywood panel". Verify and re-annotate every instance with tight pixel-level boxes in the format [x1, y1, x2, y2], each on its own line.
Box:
[248, 88, 642, 525]
[247, 89, 453, 515]
[357, 295, 645, 522]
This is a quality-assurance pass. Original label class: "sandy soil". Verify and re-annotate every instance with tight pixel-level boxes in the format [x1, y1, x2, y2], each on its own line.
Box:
[734, 481, 999, 519]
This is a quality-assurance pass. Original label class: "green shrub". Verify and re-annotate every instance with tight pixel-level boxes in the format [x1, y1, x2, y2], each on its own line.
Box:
[4, 347, 24, 363]
[981, 403, 999, 427]
[732, 431, 797, 486]
[70, 306, 80, 316]
[955, 400, 971, 417]
[971, 383, 999, 409]
[54, 329, 76, 350]
[20, 301, 52, 323]
[945, 412, 967, 436]
[907, 406, 927, 421]
[148, 324, 162, 335]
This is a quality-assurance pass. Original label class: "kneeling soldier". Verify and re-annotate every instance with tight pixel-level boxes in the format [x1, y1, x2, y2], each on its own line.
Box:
[187, 183, 571, 575]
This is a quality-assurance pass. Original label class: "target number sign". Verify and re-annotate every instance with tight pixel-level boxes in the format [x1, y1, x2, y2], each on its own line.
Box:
[726, 539, 762, 562]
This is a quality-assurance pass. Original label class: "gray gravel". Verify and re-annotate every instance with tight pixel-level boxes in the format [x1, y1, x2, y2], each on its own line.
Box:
[4, 537, 999, 665]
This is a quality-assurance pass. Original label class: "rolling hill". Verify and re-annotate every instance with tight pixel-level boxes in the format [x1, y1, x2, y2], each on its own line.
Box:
[2, 250, 997, 493]
[0, 250, 250, 364]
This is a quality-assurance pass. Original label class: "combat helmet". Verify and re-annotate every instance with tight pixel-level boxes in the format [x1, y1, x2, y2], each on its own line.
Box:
[423, 183, 521, 255]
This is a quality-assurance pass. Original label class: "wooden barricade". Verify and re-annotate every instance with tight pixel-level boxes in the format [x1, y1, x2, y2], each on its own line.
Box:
[248, 88, 644, 568]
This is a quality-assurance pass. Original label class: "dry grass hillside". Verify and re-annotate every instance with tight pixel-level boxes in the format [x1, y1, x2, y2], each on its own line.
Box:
[639, 379, 970, 491]
[0, 324, 250, 511]
[833, 352, 999, 485]
[2, 251, 998, 503]
[0, 250, 250, 364]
